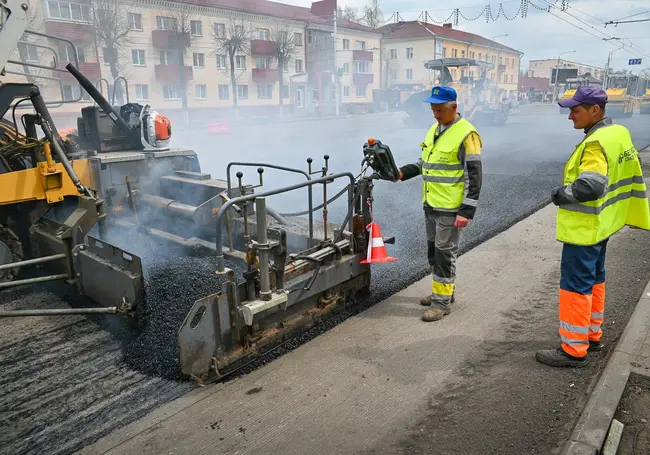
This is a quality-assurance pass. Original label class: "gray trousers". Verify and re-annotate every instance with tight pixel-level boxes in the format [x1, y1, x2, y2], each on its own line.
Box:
[425, 209, 461, 306]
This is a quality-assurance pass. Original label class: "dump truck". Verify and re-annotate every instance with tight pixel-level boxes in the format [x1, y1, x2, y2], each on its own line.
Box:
[0, 0, 396, 382]
[401, 58, 510, 128]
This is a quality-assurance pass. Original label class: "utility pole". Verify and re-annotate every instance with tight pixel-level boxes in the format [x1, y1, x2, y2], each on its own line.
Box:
[552, 50, 576, 101]
[602, 38, 624, 88]
[333, 9, 339, 116]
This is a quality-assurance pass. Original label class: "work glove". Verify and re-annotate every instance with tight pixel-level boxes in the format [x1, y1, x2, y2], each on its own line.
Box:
[551, 186, 571, 206]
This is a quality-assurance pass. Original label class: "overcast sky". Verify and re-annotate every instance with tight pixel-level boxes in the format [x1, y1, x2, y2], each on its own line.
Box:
[282, 0, 650, 72]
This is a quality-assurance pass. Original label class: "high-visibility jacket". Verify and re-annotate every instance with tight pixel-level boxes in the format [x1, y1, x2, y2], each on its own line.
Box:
[421, 118, 479, 211]
[557, 123, 650, 245]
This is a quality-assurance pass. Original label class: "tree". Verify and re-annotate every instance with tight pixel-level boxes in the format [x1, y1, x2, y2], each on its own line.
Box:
[361, 0, 383, 29]
[92, 0, 137, 104]
[338, 5, 360, 21]
[166, 9, 194, 124]
[271, 24, 299, 116]
[213, 19, 253, 115]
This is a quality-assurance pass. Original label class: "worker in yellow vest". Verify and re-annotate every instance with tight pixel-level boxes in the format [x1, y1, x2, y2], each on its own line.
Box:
[395, 86, 483, 322]
[537, 86, 650, 368]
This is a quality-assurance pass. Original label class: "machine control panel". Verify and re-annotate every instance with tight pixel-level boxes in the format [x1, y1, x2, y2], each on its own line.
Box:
[362, 138, 400, 182]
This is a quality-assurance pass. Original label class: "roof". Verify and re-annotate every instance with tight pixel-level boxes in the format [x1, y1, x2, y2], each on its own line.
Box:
[377, 21, 522, 55]
[181, 0, 378, 33]
[519, 76, 550, 91]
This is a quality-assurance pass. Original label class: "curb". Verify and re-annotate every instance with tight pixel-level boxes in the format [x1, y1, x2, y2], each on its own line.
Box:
[561, 279, 650, 455]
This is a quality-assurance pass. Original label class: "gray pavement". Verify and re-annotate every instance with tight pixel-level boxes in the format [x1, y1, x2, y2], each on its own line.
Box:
[1, 108, 650, 454]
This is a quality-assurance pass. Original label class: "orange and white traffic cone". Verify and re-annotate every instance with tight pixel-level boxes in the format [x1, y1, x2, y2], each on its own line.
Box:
[361, 221, 397, 264]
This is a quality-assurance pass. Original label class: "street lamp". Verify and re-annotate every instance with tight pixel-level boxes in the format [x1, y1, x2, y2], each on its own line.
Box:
[552, 50, 576, 101]
[487, 34, 508, 102]
[603, 39, 624, 88]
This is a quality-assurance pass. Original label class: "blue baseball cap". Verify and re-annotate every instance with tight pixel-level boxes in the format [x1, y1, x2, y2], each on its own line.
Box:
[558, 85, 608, 108]
[423, 86, 457, 104]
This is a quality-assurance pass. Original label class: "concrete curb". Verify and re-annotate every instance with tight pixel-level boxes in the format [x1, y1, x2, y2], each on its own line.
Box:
[561, 279, 650, 455]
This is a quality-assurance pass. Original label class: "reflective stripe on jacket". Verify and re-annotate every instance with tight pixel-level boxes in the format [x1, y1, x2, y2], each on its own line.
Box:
[421, 117, 479, 211]
[557, 123, 650, 245]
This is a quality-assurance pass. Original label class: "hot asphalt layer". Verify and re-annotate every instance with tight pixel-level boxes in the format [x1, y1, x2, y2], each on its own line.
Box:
[1, 108, 649, 454]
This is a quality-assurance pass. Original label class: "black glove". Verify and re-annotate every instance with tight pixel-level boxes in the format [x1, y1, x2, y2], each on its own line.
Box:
[551, 186, 571, 206]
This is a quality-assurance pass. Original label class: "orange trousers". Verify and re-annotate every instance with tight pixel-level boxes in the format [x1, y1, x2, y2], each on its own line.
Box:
[559, 240, 608, 358]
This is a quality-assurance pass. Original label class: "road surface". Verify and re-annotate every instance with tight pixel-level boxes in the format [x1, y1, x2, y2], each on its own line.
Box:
[1, 106, 649, 455]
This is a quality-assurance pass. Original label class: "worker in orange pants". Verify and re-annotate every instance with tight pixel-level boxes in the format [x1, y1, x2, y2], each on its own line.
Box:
[536, 86, 650, 368]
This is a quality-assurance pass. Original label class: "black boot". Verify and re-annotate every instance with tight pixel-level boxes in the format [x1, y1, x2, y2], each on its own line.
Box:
[588, 340, 604, 352]
[536, 347, 588, 368]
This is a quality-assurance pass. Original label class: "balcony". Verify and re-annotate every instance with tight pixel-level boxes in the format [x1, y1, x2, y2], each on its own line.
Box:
[251, 40, 279, 56]
[353, 73, 374, 85]
[155, 64, 194, 84]
[58, 61, 102, 82]
[152, 30, 190, 48]
[353, 50, 373, 61]
[44, 20, 94, 42]
[252, 68, 280, 83]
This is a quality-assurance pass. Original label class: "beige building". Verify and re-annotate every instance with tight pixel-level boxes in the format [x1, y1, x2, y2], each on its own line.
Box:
[528, 59, 605, 82]
[377, 21, 523, 102]
[3, 0, 381, 123]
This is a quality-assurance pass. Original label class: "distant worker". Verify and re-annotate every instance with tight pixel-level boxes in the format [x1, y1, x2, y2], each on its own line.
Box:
[394, 86, 483, 322]
[536, 86, 650, 368]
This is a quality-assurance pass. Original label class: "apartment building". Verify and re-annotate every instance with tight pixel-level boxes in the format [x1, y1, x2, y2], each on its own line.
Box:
[528, 59, 605, 82]
[5, 0, 381, 122]
[377, 21, 523, 102]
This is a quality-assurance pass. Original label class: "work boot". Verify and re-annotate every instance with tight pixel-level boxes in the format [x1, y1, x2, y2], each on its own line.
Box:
[420, 293, 455, 306]
[588, 340, 605, 352]
[422, 304, 451, 322]
[535, 348, 588, 368]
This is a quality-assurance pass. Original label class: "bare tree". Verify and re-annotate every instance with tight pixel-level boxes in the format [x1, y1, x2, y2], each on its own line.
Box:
[361, 0, 383, 29]
[213, 18, 253, 115]
[166, 9, 194, 124]
[91, 0, 137, 104]
[338, 5, 360, 21]
[271, 23, 299, 116]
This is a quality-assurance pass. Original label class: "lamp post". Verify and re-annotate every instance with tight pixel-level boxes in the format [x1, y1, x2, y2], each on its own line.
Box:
[552, 50, 576, 101]
[603, 39, 624, 88]
[487, 34, 508, 102]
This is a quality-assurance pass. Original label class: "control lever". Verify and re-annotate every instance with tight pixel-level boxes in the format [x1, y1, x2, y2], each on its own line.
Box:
[362, 138, 400, 182]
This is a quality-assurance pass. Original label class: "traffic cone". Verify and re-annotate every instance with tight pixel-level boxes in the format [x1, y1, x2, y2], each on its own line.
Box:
[360, 222, 397, 264]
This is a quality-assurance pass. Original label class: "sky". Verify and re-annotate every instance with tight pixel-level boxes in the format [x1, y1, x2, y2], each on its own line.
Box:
[281, 0, 650, 73]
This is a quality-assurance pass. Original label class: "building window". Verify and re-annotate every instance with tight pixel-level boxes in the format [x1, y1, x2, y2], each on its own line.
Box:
[295, 59, 303, 73]
[406, 47, 413, 59]
[163, 85, 181, 100]
[160, 51, 175, 65]
[390, 49, 397, 59]
[236, 55, 246, 69]
[452, 49, 457, 58]
[478, 53, 482, 61]
[216, 54, 226, 69]
[343, 86, 350, 97]
[281, 85, 289, 99]
[127, 13, 142, 30]
[406, 69, 413, 80]
[510, 75, 513, 83]
[355, 61, 371, 73]
[356, 40, 366, 50]
[294, 33, 303, 46]
[256, 28, 269, 40]
[135, 84, 148, 100]
[156, 16, 176, 31]
[47, 1, 91, 22]
[461, 50, 465, 58]
[132, 49, 145, 66]
[193, 53, 204, 68]
[63, 84, 91, 101]
[190, 20, 202, 36]
[356, 86, 366, 97]
[443, 47, 447, 57]
[195, 84, 207, 99]
[255, 57, 272, 69]
[257, 84, 272, 99]
[58, 43, 85, 62]
[237, 85, 248, 99]
[343, 63, 349, 73]
[282, 60, 289, 72]
[343, 39, 350, 50]
[18, 43, 39, 62]
[214, 23, 225, 36]
[218, 84, 229, 100]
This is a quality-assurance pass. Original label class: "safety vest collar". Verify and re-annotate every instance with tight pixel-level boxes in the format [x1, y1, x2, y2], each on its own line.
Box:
[433, 113, 464, 142]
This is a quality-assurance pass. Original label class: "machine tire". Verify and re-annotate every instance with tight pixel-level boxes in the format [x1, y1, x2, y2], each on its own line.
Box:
[0, 225, 24, 282]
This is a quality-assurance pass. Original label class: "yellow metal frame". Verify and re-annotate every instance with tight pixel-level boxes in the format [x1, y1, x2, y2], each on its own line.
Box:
[0, 142, 92, 206]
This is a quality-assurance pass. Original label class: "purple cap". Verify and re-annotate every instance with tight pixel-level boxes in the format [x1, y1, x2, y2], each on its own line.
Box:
[558, 85, 608, 108]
